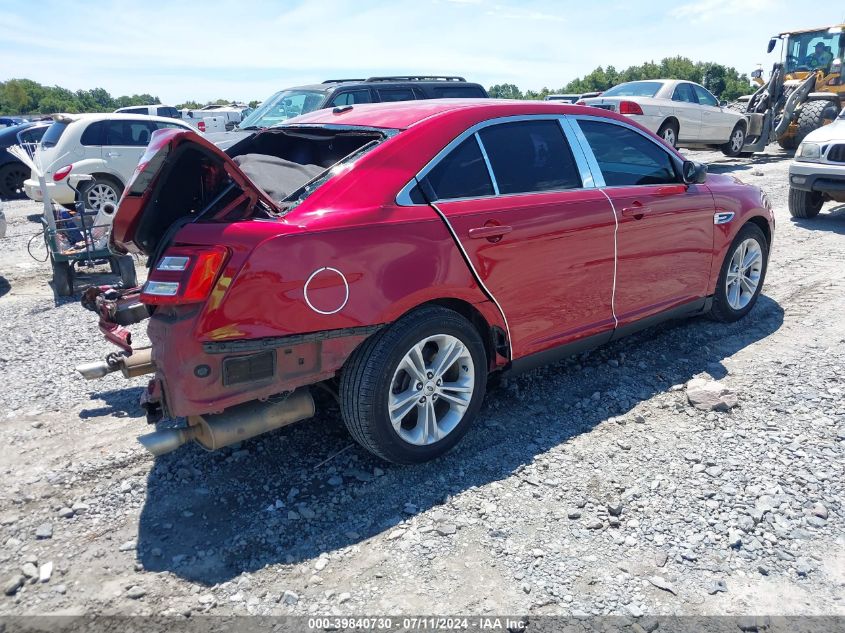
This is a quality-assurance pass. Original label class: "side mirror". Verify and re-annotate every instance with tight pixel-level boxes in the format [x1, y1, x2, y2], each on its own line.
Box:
[719, 100, 728, 107]
[767, 37, 777, 54]
[682, 160, 708, 185]
[751, 68, 763, 79]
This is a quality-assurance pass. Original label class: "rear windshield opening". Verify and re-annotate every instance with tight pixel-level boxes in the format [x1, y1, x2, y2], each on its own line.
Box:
[602, 82, 663, 98]
[41, 121, 69, 148]
[227, 127, 388, 205]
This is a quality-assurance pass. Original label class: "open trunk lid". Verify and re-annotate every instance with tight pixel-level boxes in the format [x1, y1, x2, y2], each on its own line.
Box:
[110, 128, 283, 256]
[111, 125, 389, 258]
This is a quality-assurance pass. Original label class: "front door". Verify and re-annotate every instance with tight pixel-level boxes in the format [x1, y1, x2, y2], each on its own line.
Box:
[575, 118, 715, 326]
[419, 119, 617, 358]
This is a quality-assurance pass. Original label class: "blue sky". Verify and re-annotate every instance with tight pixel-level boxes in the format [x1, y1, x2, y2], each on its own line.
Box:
[2, 0, 843, 104]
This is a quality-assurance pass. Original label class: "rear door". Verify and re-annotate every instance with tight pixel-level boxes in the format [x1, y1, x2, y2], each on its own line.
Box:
[417, 117, 617, 358]
[575, 117, 714, 327]
[103, 118, 155, 181]
[670, 83, 702, 141]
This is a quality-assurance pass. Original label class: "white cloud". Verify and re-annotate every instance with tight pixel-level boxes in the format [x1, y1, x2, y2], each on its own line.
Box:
[670, 0, 780, 23]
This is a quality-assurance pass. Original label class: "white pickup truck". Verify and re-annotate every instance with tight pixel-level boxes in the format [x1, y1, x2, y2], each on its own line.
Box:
[179, 110, 227, 134]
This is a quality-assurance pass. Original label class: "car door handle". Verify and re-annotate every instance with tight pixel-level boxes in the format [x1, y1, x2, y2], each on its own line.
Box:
[621, 204, 649, 219]
[106, 152, 120, 157]
[468, 225, 513, 240]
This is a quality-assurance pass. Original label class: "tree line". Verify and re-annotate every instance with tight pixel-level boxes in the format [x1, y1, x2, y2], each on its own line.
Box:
[0, 79, 260, 115]
[488, 57, 754, 101]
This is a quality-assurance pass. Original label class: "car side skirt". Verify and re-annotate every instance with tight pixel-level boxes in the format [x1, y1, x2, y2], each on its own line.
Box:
[507, 296, 711, 376]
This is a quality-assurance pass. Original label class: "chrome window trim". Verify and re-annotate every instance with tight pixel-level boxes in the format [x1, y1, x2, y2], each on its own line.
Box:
[396, 114, 595, 206]
[559, 117, 604, 188]
[570, 114, 686, 188]
[474, 132, 500, 196]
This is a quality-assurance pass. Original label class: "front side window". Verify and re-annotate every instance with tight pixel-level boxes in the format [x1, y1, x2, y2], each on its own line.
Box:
[578, 120, 680, 187]
[376, 88, 416, 103]
[692, 85, 719, 107]
[329, 90, 373, 107]
[422, 136, 494, 200]
[478, 120, 581, 194]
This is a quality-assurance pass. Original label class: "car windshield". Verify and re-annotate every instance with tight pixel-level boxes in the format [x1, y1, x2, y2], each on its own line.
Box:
[602, 82, 663, 98]
[238, 90, 327, 129]
[41, 121, 70, 148]
[784, 29, 843, 72]
[839, 107, 845, 120]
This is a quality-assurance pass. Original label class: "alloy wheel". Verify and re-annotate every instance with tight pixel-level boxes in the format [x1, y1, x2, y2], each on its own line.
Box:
[730, 129, 744, 153]
[725, 238, 762, 310]
[662, 128, 676, 146]
[86, 183, 118, 210]
[388, 334, 475, 446]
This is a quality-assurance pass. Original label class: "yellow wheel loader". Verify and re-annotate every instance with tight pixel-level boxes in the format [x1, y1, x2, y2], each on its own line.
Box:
[742, 25, 843, 153]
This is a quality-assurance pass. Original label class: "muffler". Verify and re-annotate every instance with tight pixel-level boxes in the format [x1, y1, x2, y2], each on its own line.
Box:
[76, 348, 155, 380]
[137, 388, 315, 457]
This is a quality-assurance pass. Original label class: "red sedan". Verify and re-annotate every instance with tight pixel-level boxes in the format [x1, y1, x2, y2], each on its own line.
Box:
[80, 100, 774, 464]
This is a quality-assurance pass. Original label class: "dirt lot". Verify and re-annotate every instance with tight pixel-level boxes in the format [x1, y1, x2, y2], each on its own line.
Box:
[0, 146, 843, 620]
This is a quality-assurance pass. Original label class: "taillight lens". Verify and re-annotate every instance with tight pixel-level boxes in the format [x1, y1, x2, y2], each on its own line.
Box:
[198, 121, 206, 132]
[619, 101, 644, 115]
[53, 164, 72, 181]
[141, 246, 229, 305]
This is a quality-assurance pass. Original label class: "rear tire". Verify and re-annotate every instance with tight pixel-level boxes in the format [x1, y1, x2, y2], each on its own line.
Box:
[340, 306, 487, 464]
[721, 124, 746, 157]
[710, 223, 768, 323]
[657, 120, 679, 148]
[82, 176, 123, 212]
[793, 100, 839, 148]
[788, 187, 824, 219]
[51, 257, 74, 297]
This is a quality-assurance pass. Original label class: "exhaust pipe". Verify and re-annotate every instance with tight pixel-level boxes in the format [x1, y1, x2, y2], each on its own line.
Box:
[76, 348, 155, 380]
[137, 388, 315, 457]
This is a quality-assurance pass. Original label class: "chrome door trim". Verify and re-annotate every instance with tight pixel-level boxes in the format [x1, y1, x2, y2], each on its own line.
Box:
[396, 114, 598, 206]
[474, 132, 500, 196]
[560, 116, 605, 188]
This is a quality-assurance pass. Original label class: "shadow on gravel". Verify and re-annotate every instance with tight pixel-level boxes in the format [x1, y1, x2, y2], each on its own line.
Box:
[706, 152, 789, 175]
[80, 386, 147, 419]
[135, 295, 784, 586]
[791, 204, 845, 235]
[0, 276, 10, 298]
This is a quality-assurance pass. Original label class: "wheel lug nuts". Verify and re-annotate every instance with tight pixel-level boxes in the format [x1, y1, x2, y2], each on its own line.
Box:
[416, 382, 423, 390]
[436, 379, 442, 386]
[419, 396, 426, 403]
[426, 372, 433, 379]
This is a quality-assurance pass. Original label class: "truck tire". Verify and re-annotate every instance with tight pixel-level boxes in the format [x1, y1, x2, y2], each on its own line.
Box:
[788, 187, 824, 219]
[340, 306, 487, 464]
[793, 100, 839, 148]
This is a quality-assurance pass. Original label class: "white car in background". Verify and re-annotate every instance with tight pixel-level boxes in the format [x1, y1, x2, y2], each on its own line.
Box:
[23, 113, 194, 211]
[579, 80, 748, 156]
[788, 107, 845, 218]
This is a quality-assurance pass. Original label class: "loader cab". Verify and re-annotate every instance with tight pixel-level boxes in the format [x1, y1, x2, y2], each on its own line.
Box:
[778, 26, 844, 77]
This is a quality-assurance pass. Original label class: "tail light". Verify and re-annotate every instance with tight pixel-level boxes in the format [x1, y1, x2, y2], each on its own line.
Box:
[141, 245, 229, 305]
[53, 164, 72, 181]
[198, 121, 206, 132]
[619, 101, 644, 115]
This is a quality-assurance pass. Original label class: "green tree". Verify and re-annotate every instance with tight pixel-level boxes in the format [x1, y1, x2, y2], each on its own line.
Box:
[487, 83, 523, 99]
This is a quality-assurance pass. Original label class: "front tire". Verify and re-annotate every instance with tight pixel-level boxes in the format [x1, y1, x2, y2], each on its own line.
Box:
[340, 306, 487, 464]
[788, 187, 824, 219]
[793, 100, 839, 148]
[657, 120, 679, 148]
[721, 124, 746, 157]
[710, 223, 768, 322]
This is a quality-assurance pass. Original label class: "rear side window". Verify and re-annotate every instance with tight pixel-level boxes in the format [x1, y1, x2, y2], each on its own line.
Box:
[329, 90, 373, 106]
[18, 126, 47, 144]
[578, 120, 679, 187]
[478, 120, 581, 194]
[424, 136, 494, 200]
[376, 88, 416, 102]
[672, 83, 697, 103]
[81, 121, 105, 145]
[104, 120, 155, 146]
[156, 106, 179, 118]
[432, 86, 486, 98]
[41, 122, 69, 148]
[120, 107, 149, 115]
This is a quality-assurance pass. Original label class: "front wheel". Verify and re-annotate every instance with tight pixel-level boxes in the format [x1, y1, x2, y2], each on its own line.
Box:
[340, 306, 487, 464]
[721, 124, 746, 157]
[710, 223, 768, 322]
[788, 187, 824, 219]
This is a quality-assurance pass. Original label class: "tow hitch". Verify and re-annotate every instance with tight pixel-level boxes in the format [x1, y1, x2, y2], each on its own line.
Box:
[76, 347, 155, 380]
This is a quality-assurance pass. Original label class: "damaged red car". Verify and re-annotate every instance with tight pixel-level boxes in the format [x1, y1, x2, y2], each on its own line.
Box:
[78, 100, 774, 464]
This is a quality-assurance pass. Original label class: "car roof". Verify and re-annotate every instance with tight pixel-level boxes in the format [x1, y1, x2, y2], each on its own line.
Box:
[53, 113, 191, 125]
[288, 98, 614, 130]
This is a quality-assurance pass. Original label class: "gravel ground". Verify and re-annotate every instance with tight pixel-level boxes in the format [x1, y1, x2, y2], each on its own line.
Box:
[0, 146, 843, 619]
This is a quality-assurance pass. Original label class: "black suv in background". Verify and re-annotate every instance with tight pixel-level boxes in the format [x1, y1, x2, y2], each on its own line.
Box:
[207, 76, 488, 148]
